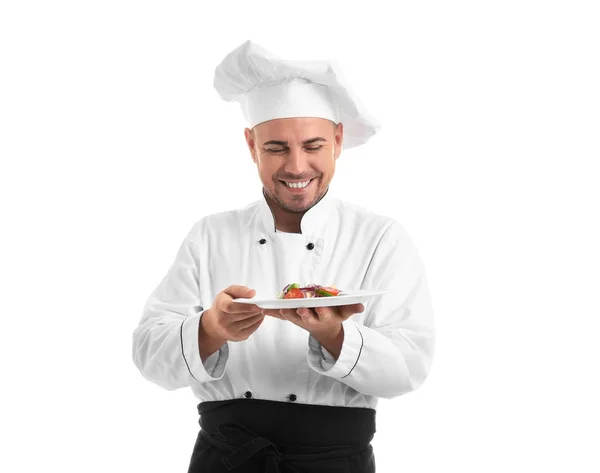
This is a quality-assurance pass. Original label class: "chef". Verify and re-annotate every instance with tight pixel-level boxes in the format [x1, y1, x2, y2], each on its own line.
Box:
[132, 40, 435, 473]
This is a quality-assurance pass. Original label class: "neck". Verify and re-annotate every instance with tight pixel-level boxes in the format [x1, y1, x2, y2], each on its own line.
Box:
[263, 191, 304, 233]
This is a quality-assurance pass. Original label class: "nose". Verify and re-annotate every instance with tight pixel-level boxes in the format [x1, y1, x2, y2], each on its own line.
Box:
[283, 146, 309, 175]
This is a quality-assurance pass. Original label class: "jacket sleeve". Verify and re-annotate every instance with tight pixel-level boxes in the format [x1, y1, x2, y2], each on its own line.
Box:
[132, 225, 229, 390]
[307, 221, 435, 399]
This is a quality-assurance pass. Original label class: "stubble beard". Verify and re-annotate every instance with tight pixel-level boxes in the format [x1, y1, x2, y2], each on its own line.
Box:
[265, 179, 324, 214]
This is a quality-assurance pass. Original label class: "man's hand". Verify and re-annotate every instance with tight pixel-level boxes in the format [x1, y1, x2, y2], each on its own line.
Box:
[199, 285, 264, 361]
[261, 304, 364, 360]
[261, 303, 364, 338]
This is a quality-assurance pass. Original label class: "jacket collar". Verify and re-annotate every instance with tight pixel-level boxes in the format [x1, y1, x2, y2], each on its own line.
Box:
[257, 187, 334, 236]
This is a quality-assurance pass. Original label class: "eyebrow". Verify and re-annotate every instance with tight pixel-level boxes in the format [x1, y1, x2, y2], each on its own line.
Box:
[262, 137, 328, 147]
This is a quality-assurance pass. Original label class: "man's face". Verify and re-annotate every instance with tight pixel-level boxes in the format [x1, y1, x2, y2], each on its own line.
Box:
[245, 117, 343, 213]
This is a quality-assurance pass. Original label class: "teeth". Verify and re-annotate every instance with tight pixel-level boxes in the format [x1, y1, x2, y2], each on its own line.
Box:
[285, 180, 311, 189]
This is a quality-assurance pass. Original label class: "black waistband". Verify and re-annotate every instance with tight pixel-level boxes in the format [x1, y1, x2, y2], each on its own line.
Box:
[197, 398, 376, 447]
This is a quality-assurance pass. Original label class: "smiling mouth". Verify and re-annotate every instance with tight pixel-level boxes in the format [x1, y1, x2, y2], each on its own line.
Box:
[279, 178, 315, 189]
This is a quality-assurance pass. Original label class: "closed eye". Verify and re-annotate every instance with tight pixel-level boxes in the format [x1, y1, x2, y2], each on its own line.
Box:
[264, 145, 323, 154]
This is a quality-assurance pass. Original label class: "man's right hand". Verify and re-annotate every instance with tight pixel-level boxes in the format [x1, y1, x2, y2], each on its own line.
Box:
[198, 286, 264, 361]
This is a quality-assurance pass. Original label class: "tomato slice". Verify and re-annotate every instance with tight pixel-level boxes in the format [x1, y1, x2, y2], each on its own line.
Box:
[284, 288, 305, 299]
[317, 287, 341, 297]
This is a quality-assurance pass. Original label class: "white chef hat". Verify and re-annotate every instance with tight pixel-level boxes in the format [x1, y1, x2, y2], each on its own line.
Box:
[213, 40, 381, 150]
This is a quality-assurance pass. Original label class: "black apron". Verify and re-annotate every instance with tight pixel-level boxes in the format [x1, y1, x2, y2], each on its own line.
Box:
[187, 398, 376, 473]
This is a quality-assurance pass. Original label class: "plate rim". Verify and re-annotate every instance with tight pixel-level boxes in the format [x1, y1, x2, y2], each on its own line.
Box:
[233, 289, 391, 305]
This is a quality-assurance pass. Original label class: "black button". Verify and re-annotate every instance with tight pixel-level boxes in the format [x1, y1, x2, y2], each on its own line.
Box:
[289, 394, 297, 402]
[259, 239, 266, 245]
[306, 243, 314, 250]
[244, 391, 252, 399]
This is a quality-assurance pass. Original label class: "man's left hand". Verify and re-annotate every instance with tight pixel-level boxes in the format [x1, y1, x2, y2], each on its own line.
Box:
[261, 303, 364, 338]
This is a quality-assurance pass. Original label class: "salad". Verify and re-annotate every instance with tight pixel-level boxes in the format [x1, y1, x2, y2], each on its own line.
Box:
[277, 283, 344, 299]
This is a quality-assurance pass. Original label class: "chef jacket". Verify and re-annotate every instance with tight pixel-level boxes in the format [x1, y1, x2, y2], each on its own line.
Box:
[132, 190, 435, 409]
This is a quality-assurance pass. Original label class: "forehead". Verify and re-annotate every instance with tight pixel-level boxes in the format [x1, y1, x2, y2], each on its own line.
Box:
[253, 117, 335, 142]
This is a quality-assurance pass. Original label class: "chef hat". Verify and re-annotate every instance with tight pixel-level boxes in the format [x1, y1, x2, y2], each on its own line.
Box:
[213, 40, 381, 150]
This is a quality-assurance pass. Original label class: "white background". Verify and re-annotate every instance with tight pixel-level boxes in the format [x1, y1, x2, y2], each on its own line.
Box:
[1, 1, 599, 472]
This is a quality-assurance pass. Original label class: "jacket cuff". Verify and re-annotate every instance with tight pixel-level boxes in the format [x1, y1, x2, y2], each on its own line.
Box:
[181, 311, 229, 382]
[307, 319, 364, 378]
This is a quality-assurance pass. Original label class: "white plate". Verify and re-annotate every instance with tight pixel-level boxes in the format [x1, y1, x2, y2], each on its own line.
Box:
[233, 290, 391, 309]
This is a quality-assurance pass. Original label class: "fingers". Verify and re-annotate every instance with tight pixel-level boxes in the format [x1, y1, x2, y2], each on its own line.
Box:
[267, 303, 364, 323]
[261, 309, 283, 318]
[235, 313, 265, 330]
[219, 286, 263, 317]
[282, 308, 318, 325]
[238, 314, 265, 334]
[337, 303, 364, 319]
[220, 299, 262, 315]
[302, 303, 364, 321]
[280, 309, 301, 319]
[295, 308, 317, 319]
[221, 313, 265, 342]
[223, 285, 256, 300]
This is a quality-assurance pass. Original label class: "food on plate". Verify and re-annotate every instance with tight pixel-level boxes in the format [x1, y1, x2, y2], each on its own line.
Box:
[278, 283, 344, 299]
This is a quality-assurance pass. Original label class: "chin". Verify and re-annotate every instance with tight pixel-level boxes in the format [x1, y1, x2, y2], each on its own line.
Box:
[270, 192, 308, 213]
[285, 202, 313, 213]
[288, 193, 323, 212]
[265, 180, 326, 213]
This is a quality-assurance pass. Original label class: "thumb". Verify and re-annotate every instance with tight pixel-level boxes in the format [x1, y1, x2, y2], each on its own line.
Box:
[224, 285, 256, 299]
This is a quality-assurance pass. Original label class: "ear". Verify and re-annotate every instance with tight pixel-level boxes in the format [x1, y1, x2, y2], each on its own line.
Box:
[333, 122, 343, 160]
[244, 128, 258, 163]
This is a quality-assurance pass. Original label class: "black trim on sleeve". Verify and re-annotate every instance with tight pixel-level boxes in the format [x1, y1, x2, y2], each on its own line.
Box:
[342, 325, 364, 379]
[180, 320, 200, 383]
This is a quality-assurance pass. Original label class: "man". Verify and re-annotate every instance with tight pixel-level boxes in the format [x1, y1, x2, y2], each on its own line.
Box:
[132, 40, 435, 473]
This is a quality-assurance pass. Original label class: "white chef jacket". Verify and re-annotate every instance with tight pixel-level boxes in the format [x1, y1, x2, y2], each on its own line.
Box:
[132, 190, 435, 410]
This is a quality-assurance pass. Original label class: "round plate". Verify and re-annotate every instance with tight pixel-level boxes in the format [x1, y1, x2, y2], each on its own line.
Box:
[233, 290, 391, 309]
